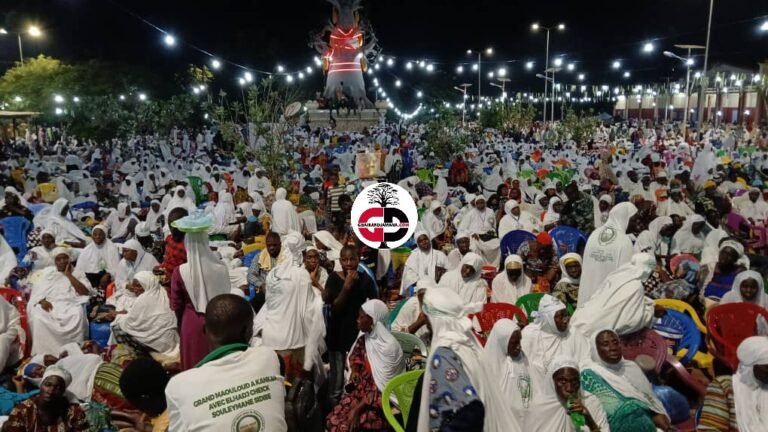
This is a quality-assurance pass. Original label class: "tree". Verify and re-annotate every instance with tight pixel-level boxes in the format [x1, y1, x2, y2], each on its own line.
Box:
[422, 106, 471, 165]
[561, 107, 600, 146]
[367, 183, 400, 207]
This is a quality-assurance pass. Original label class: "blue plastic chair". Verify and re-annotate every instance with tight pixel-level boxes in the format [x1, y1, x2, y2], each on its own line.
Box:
[549, 226, 587, 257]
[0, 216, 32, 264]
[500, 230, 536, 267]
[653, 309, 702, 365]
[242, 250, 259, 269]
[89, 321, 112, 350]
[27, 203, 50, 216]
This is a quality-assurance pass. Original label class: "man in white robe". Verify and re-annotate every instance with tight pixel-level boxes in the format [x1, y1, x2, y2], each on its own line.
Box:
[491, 255, 532, 304]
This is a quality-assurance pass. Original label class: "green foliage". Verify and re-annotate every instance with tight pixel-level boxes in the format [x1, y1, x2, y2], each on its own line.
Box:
[423, 106, 470, 165]
[478, 102, 537, 131]
[561, 107, 600, 146]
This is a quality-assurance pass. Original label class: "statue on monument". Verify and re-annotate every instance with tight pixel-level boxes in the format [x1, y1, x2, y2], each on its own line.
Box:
[309, 0, 379, 110]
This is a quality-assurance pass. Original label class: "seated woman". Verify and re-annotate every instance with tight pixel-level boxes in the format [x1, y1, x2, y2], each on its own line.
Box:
[0, 296, 22, 373]
[571, 253, 661, 338]
[732, 336, 768, 431]
[517, 232, 560, 290]
[28, 248, 92, 356]
[22, 229, 58, 273]
[3, 367, 88, 431]
[481, 319, 533, 426]
[410, 288, 522, 432]
[400, 230, 447, 295]
[552, 253, 582, 308]
[720, 270, 768, 309]
[73, 225, 120, 300]
[32, 198, 86, 248]
[104, 203, 138, 243]
[326, 299, 404, 432]
[522, 295, 590, 392]
[438, 252, 487, 313]
[391, 279, 433, 344]
[111, 239, 159, 306]
[580, 329, 671, 432]
[0, 187, 32, 220]
[111, 271, 180, 362]
[525, 356, 609, 431]
[703, 239, 747, 306]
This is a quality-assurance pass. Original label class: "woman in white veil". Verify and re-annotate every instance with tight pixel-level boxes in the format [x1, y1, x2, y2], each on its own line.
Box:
[32, 198, 86, 247]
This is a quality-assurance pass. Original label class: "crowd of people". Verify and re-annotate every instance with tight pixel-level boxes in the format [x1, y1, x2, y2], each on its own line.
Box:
[0, 117, 767, 432]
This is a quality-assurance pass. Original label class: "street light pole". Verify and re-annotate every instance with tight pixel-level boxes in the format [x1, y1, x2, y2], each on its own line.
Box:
[17, 34, 24, 65]
[544, 28, 550, 124]
[478, 52, 481, 104]
[697, 0, 714, 125]
[454, 83, 472, 127]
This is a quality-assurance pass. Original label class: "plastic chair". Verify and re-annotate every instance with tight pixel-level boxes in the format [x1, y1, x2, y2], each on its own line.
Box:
[470, 303, 527, 345]
[707, 302, 768, 371]
[27, 203, 50, 216]
[415, 168, 435, 186]
[500, 230, 536, 266]
[381, 369, 424, 432]
[186, 176, 205, 204]
[653, 309, 703, 365]
[89, 321, 112, 350]
[655, 299, 706, 333]
[387, 298, 409, 329]
[515, 293, 575, 321]
[391, 331, 428, 357]
[620, 329, 706, 396]
[549, 226, 587, 257]
[242, 250, 259, 269]
[0, 287, 30, 357]
[36, 183, 58, 203]
[0, 216, 32, 264]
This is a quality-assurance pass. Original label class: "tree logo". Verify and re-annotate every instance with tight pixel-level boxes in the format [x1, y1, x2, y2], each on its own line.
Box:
[351, 182, 417, 250]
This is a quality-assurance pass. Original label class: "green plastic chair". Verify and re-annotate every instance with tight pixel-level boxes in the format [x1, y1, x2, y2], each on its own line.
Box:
[187, 176, 205, 205]
[415, 168, 435, 186]
[515, 293, 575, 321]
[387, 298, 409, 329]
[391, 331, 428, 357]
[382, 369, 425, 432]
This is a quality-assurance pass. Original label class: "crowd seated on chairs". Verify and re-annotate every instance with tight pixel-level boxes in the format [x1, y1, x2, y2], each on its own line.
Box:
[3, 121, 768, 432]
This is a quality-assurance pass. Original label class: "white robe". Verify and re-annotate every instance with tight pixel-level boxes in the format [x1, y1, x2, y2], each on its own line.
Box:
[481, 319, 532, 425]
[579, 202, 637, 308]
[437, 253, 487, 313]
[0, 296, 21, 371]
[28, 267, 91, 355]
[571, 253, 657, 338]
[400, 247, 447, 294]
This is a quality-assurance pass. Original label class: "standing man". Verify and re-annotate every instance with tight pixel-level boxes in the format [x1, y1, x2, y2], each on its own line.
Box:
[166, 294, 287, 431]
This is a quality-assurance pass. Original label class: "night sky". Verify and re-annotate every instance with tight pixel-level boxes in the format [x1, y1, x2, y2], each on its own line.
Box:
[1, 0, 766, 106]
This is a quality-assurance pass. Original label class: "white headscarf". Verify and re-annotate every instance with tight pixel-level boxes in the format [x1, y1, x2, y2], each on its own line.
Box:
[671, 214, 707, 255]
[400, 230, 446, 294]
[481, 319, 531, 424]
[179, 229, 230, 313]
[733, 336, 768, 432]
[524, 356, 608, 431]
[418, 288, 522, 432]
[542, 197, 562, 226]
[213, 192, 236, 227]
[437, 252, 487, 312]
[357, 299, 405, 392]
[270, 187, 301, 235]
[634, 216, 672, 256]
[721, 270, 768, 309]
[119, 176, 141, 202]
[557, 253, 582, 285]
[582, 329, 668, 417]
[33, 198, 86, 243]
[0, 234, 16, 282]
[113, 271, 178, 353]
[579, 202, 637, 307]
[422, 200, 446, 240]
[164, 185, 196, 217]
[107, 203, 137, 239]
[74, 225, 121, 275]
[145, 200, 163, 231]
[491, 255, 532, 304]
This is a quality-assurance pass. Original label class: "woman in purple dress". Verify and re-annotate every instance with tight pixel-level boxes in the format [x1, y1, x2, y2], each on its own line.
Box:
[170, 215, 230, 370]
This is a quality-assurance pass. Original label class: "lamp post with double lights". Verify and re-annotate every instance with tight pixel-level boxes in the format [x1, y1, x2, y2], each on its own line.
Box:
[466, 48, 493, 104]
[454, 83, 473, 127]
[0, 25, 43, 66]
[531, 22, 565, 124]
[664, 44, 705, 133]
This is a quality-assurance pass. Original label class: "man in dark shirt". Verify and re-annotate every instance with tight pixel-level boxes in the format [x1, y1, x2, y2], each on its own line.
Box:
[323, 244, 377, 404]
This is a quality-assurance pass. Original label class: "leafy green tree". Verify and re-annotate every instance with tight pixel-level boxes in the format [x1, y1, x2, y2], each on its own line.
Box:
[422, 106, 470, 165]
